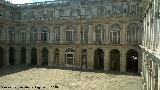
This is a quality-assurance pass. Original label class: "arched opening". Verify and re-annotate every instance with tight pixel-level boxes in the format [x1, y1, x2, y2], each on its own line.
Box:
[54, 48, 60, 66]
[31, 47, 37, 65]
[126, 49, 138, 72]
[21, 47, 26, 64]
[0, 47, 4, 67]
[94, 48, 104, 70]
[9, 47, 15, 65]
[81, 49, 87, 69]
[110, 49, 120, 71]
[42, 47, 48, 66]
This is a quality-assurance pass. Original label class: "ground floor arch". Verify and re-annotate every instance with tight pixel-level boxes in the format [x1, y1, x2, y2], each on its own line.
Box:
[42, 47, 48, 66]
[31, 47, 37, 65]
[9, 47, 15, 65]
[94, 48, 104, 70]
[21, 47, 26, 64]
[110, 49, 120, 71]
[126, 49, 138, 72]
[0, 47, 4, 67]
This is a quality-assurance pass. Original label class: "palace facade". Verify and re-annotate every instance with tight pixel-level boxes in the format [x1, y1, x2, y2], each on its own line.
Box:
[0, 0, 143, 73]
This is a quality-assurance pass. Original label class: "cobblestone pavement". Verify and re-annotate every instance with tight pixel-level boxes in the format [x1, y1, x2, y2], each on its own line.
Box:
[0, 66, 142, 90]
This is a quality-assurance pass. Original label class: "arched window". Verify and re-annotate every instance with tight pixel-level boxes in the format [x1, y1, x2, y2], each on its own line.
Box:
[95, 24, 105, 43]
[127, 23, 139, 45]
[53, 26, 60, 42]
[41, 26, 49, 41]
[110, 24, 121, 44]
[81, 25, 88, 43]
[8, 26, 15, 43]
[30, 26, 38, 43]
[20, 28, 27, 42]
[0, 26, 3, 42]
[65, 48, 75, 65]
[66, 25, 76, 42]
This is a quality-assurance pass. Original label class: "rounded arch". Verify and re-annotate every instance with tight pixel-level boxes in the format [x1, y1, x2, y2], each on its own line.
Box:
[21, 47, 26, 64]
[94, 48, 104, 70]
[31, 47, 37, 65]
[42, 47, 48, 66]
[81, 25, 89, 43]
[95, 24, 105, 42]
[110, 49, 120, 71]
[65, 25, 77, 42]
[0, 47, 4, 67]
[126, 49, 138, 72]
[9, 47, 15, 65]
[41, 26, 49, 41]
[53, 26, 60, 41]
[30, 26, 38, 42]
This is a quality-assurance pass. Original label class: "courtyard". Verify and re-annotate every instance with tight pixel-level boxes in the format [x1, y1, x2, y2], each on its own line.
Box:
[0, 65, 142, 90]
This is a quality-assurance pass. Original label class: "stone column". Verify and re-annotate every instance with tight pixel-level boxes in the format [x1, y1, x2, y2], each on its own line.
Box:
[88, 48, 94, 69]
[15, 47, 20, 64]
[104, 48, 110, 71]
[60, 26, 64, 44]
[26, 27, 30, 43]
[49, 26, 52, 43]
[88, 25, 93, 44]
[59, 47, 65, 67]
[48, 48, 54, 66]
[158, 65, 160, 90]
[26, 47, 31, 65]
[75, 47, 81, 68]
[121, 24, 126, 45]
[37, 48, 42, 66]
[120, 49, 126, 72]
[105, 24, 109, 44]
[138, 52, 142, 73]
[77, 25, 81, 44]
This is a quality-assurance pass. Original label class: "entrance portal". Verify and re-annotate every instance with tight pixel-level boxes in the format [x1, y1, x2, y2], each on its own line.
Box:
[31, 47, 37, 65]
[110, 49, 120, 71]
[94, 49, 104, 70]
[42, 47, 48, 66]
[21, 47, 26, 64]
[9, 47, 15, 65]
[126, 49, 138, 72]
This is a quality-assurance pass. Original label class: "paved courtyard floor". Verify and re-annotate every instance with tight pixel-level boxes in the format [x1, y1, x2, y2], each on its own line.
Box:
[0, 66, 142, 90]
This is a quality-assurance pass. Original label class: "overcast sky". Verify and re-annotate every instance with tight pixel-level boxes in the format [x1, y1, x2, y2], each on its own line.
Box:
[6, 0, 54, 4]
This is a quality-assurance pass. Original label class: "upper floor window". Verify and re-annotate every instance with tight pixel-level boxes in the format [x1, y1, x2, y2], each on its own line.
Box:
[81, 25, 88, 43]
[66, 25, 77, 42]
[20, 29, 27, 42]
[59, 9, 64, 17]
[95, 24, 105, 43]
[41, 26, 49, 42]
[30, 26, 38, 43]
[53, 26, 60, 42]
[8, 26, 15, 43]
[130, 5, 137, 15]
[127, 23, 140, 45]
[110, 24, 121, 44]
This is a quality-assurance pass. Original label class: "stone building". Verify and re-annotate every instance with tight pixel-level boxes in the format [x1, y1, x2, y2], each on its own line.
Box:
[141, 0, 160, 90]
[0, 0, 143, 73]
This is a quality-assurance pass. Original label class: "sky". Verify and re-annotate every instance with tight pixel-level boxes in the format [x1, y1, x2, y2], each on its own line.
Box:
[6, 0, 54, 4]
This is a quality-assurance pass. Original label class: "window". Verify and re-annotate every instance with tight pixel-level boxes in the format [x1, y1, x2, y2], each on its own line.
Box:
[8, 26, 15, 43]
[81, 25, 88, 43]
[20, 30, 27, 42]
[41, 26, 49, 42]
[53, 26, 60, 42]
[30, 26, 38, 43]
[95, 24, 105, 43]
[65, 48, 75, 65]
[127, 23, 140, 45]
[66, 25, 76, 42]
[110, 24, 121, 44]
[59, 9, 64, 17]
